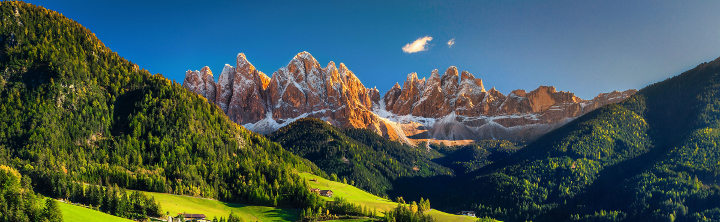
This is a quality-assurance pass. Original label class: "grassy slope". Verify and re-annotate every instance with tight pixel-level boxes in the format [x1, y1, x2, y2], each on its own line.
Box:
[298, 172, 479, 222]
[143, 191, 299, 222]
[325, 219, 374, 222]
[65, 175, 479, 222]
[58, 201, 132, 222]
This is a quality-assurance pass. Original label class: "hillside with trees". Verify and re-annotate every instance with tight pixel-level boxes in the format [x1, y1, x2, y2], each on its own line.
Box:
[431, 140, 522, 175]
[269, 118, 451, 195]
[0, 1, 325, 215]
[0, 165, 61, 222]
[399, 57, 720, 221]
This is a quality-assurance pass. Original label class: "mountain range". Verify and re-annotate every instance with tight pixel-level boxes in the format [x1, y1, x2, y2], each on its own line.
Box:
[5, 2, 720, 222]
[184, 52, 636, 145]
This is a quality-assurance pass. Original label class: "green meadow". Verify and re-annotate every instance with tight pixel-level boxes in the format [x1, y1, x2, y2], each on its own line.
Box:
[143, 191, 299, 222]
[298, 172, 479, 222]
[58, 174, 481, 222]
[58, 201, 132, 222]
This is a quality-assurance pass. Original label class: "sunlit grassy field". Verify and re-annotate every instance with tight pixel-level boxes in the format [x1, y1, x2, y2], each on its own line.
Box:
[59, 174, 483, 222]
[298, 172, 479, 222]
[58, 201, 132, 222]
[143, 191, 299, 222]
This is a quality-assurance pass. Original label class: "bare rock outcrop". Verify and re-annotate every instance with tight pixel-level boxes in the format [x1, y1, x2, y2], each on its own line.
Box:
[379, 67, 636, 144]
[184, 52, 402, 140]
[184, 52, 636, 145]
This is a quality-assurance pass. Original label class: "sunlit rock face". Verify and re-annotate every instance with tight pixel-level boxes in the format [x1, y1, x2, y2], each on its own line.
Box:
[381, 67, 636, 144]
[185, 52, 635, 145]
[184, 52, 404, 141]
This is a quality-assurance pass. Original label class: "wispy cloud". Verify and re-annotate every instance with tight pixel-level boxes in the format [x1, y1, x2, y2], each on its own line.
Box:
[447, 38, 455, 48]
[402, 36, 433, 53]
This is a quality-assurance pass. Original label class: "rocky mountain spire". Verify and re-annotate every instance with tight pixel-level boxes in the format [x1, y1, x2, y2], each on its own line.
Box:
[183, 66, 216, 103]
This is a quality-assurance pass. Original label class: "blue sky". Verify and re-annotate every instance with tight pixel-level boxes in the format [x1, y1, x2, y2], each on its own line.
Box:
[27, 0, 720, 98]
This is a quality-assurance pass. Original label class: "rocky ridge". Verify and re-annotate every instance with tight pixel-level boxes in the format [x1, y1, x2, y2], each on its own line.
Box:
[184, 52, 403, 140]
[380, 67, 636, 144]
[184, 52, 636, 145]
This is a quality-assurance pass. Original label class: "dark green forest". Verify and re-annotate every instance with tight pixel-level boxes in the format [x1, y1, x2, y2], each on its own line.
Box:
[0, 1, 325, 214]
[390, 57, 720, 221]
[0, 165, 61, 222]
[431, 140, 521, 175]
[269, 118, 451, 195]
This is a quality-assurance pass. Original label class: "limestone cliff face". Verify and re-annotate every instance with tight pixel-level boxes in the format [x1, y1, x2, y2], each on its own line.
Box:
[380, 67, 636, 144]
[183, 66, 216, 103]
[184, 52, 635, 145]
[183, 52, 402, 140]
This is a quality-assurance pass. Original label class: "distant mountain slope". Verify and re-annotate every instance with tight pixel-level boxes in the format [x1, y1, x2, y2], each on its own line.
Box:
[431, 140, 522, 175]
[0, 1, 322, 210]
[406, 57, 720, 221]
[269, 118, 451, 195]
[184, 53, 634, 145]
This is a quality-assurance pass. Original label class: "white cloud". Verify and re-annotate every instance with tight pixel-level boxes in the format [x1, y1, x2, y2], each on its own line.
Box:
[402, 36, 433, 53]
[447, 38, 455, 48]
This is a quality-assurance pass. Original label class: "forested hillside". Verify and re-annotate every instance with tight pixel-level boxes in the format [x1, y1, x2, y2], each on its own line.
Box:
[0, 165, 61, 222]
[269, 118, 451, 195]
[431, 140, 522, 175]
[406, 57, 720, 221]
[0, 1, 324, 213]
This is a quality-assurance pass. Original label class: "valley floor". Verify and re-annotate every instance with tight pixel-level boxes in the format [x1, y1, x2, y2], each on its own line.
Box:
[57, 173, 482, 222]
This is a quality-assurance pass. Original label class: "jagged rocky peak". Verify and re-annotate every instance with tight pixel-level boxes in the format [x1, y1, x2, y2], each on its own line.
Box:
[383, 82, 403, 110]
[287, 51, 322, 77]
[441, 66, 460, 92]
[459, 70, 485, 92]
[444, 66, 459, 76]
[338, 62, 349, 72]
[262, 51, 397, 136]
[510, 89, 527, 97]
[406, 72, 419, 82]
[430, 69, 441, 78]
[235, 53, 258, 77]
[392, 82, 402, 89]
[325, 61, 338, 72]
[368, 86, 381, 104]
[379, 65, 636, 144]
[338, 62, 366, 92]
[386, 72, 425, 115]
[183, 66, 216, 102]
[216, 64, 236, 112]
[183, 51, 401, 141]
[460, 70, 473, 81]
[183, 54, 635, 145]
[257, 72, 271, 89]
[383, 66, 486, 118]
[200, 66, 213, 76]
